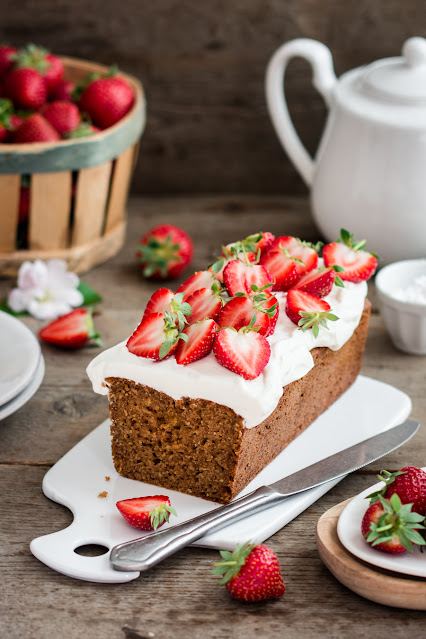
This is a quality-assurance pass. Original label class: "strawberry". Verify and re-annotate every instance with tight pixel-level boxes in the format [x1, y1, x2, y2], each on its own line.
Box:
[260, 249, 299, 291]
[323, 228, 378, 283]
[213, 325, 271, 380]
[127, 311, 186, 360]
[137, 224, 193, 280]
[292, 266, 345, 298]
[78, 70, 134, 129]
[218, 292, 279, 337]
[223, 259, 273, 297]
[11, 44, 64, 95]
[14, 113, 60, 143]
[116, 495, 177, 532]
[4, 67, 47, 109]
[0, 45, 17, 78]
[361, 494, 426, 554]
[41, 100, 80, 135]
[367, 467, 426, 516]
[0, 97, 13, 141]
[176, 270, 219, 301]
[175, 319, 218, 365]
[223, 231, 276, 259]
[185, 284, 223, 324]
[212, 542, 285, 602]
[39, 308, 102, 349]
[65, 122, 100, 139]
[269, 236, 320, 274]
[144, 288, 175, 317]
[285, 289, 338, 338]
[209, 251, 257, 283]
[50, 79, 75, 102]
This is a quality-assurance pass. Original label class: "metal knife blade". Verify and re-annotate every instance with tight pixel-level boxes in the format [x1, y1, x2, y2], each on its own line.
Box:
[110, 418, 418, 572]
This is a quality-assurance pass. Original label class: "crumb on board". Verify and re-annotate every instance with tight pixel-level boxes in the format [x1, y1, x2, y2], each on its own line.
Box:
[98, 491, 108, 498]
[105, 476, 110, 481]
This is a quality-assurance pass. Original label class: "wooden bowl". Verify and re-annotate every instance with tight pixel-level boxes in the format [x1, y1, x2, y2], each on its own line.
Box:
[0, 56, 146, 276]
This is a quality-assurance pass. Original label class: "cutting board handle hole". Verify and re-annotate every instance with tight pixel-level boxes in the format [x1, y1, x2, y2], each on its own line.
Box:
[74, 544, 109, 557]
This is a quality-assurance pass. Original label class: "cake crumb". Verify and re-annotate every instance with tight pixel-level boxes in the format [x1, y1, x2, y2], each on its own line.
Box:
[105, 476, 110, 481]
[98, 491, 108, 498]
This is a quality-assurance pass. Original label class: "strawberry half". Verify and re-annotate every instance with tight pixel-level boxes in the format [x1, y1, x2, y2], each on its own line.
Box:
[260, 249, 299, 291]
[222, 231, 275, 259]
[185, 284, 223, 324]
[223, 259, 273, 297]
[175, 319, 218, 365]
[127, 312, 184, 360]
[285, 289, 338, 338]
[269, 236, 320, 274]
[137, 224, 193, 280]
[176, 270, 219, 301]
[39, 308, 102, 349]
[323, 228, 378, 283]
[116, 495, 177, 531]
[212, 542, 285, 602]
[218, 292, 279, 337]
[292, 266, 344, 298]
[213, 325, 271, 380]
[143, 288, 175, 317]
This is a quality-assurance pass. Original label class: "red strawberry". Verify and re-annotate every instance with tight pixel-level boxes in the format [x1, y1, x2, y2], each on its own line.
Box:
[44, 53, 64, 94]
[14, 113, 60, 143]
[367, 467, 426, 516]
[41, 100, 80, 135]
[213, 326, 271, 380]
[223, 231, 275, 259]
[218, 294, 279, 337]
[176, 270, 219, 301]
[209, 251, 257, 283]
[127, 312, 184, 360]
[260, 249, 299, 291]
[65, 122, 100, 139]
[51, 79, 75, 102]
[185, 285, 223, 324]
[292, 266, 344, 298]
[285, 289, 338, 338]
[223, 259, 273, 297]
[137, 224, 193, 280]
[144, 288, 175, 317]
[212, 542, 285, 602]
[116, 495, 177, 532]
[323, 228, 378, 283]
[269, 236, 320, 275]
[175, 319, 218, 365]
[39, 308, 102, 349]
[4, 67, 47, 109]
[0, 45, 17, 78]
[11, 44, 64, 95]
[361, 494, 426, 554]
[78, 72, 134, 129]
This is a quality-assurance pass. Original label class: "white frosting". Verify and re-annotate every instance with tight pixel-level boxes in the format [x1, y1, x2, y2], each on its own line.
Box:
[87, 278, 368, 428]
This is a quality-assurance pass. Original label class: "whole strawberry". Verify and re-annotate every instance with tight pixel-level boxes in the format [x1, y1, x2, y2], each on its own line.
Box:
[116, 495, 177, 531]
[362, 494, 425, 554]
[14, 114, 60, 143]
[41, 101, 80, 135]
[11, 44, 64, 95]
[137, 224, 193, 279]
[78, 70, 134, 129]
[212, 542, 285, 602]
[0, 45, 17, 78]
[367, 466, 426, 516]
[50, 79, 75, 102]
[4, 67, 47, 109]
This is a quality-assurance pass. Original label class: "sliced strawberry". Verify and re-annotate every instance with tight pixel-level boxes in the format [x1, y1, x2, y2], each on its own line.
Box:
[175, 319, 218, 365]
[223, 260, 273, 297]
[292, 267, 344, 298]
[127, 312, 183, 360]
[176, 270, 219, 301]
[218, 293, 278, 337]
[116, 495, 177, 531]
[323, 229, 378, 283]
[259, 249, 299, 291]
[39, 308, 102, 349]
[222, 231, 275, 259]
[144, 288, 175, 317]
[268, 236, 320, 276]
[185, 286, 222, 324]
[209, 252, 256, 283]
[285, 289, 338, 338]
[213, 327, 271, 380]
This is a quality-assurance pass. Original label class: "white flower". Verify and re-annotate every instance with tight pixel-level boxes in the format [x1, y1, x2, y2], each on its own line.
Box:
[8, 259, 84, 320]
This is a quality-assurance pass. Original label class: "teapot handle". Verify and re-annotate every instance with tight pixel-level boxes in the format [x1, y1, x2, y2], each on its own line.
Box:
[265, 39, 337, 187]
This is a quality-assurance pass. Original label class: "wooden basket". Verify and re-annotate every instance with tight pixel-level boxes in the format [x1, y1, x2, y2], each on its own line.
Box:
[0, 56, 146, 276]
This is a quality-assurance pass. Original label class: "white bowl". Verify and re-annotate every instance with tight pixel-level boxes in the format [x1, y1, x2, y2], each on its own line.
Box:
[375, 259, 426, 355]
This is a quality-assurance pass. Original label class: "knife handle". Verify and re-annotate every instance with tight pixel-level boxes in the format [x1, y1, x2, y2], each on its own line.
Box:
[110, 485, 284, 572]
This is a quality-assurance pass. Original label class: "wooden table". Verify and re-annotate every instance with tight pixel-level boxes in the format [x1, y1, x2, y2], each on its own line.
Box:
[1, 195, 425, 638]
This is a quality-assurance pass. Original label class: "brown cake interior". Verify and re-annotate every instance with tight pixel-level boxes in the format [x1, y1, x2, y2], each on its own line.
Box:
[106, 300, 371, 504]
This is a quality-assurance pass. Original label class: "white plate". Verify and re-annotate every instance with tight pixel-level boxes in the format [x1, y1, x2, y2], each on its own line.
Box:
[0, 310, 41, 406]
[30, 375, 412, 583]
[337, 469, 426, 578]
[0, 355, 45, 421]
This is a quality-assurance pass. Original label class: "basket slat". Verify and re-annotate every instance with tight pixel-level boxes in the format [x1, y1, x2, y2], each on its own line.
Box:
[71, 161, 113, 247]
[104, 146, 134, 234]
[29, 172, 72, 250]
[0, 175, 20, 252]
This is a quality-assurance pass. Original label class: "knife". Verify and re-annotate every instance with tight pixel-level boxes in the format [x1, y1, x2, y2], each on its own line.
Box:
[110, 418, 419, 572]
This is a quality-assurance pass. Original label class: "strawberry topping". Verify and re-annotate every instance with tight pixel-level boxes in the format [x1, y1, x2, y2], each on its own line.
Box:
[292, 266, 344, 298]
[323, 228, 378, 283]
[175, 319, 218, 365]
[285, 289, 338, 338]
[223, 259, 273, 297]
[176, 270, 219, 301]
[143, 288, 175, 317]
[213, 325, 271, 380]
[185, 285, 223, 324]
[218, 291, 279, 337]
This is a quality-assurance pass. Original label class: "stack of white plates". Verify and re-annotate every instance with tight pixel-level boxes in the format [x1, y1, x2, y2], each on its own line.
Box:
[0, 310, 45, 421]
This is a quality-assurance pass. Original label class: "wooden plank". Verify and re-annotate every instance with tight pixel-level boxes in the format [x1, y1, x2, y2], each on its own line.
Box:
[28, 172, 72, 250]
[71, 161, 113, 246]
[0, 174, 20, 252]
[104, 146, 134, 233]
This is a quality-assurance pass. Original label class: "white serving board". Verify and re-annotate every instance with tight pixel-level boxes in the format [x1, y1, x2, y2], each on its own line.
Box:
[31, 375, 412, 583]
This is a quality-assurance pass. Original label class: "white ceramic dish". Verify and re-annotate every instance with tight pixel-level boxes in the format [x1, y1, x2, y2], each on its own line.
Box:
[0, 310, 41, 405]
[337, 468, 426, 578]
[30, 375, 411, 583]
[375, 259, 426, 355]
[0, 355, 45, 421]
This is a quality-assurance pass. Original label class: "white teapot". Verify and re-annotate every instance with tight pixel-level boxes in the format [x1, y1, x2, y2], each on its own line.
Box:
[266, 37, 426, 263]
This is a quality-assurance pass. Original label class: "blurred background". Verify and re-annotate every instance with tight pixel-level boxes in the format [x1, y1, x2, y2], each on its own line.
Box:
[0, 0, 422, 195]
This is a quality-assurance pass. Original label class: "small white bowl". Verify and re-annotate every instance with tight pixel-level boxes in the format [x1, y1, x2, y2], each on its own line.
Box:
[375, 259, 426, 355]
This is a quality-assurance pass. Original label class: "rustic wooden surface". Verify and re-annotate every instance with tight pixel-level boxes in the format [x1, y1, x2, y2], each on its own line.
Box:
[1, 195, 425, 639]
[1, 1, 426, 193]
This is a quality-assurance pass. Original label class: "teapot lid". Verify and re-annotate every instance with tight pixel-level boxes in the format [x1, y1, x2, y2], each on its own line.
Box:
[360, 37, 426, 103]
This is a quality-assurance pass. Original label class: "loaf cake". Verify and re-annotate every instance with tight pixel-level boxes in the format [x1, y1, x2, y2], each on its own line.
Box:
[87, 230, 375, 504]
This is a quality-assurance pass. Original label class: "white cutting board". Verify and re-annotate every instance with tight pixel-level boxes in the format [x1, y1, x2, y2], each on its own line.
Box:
[31, 375, 412, 583]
